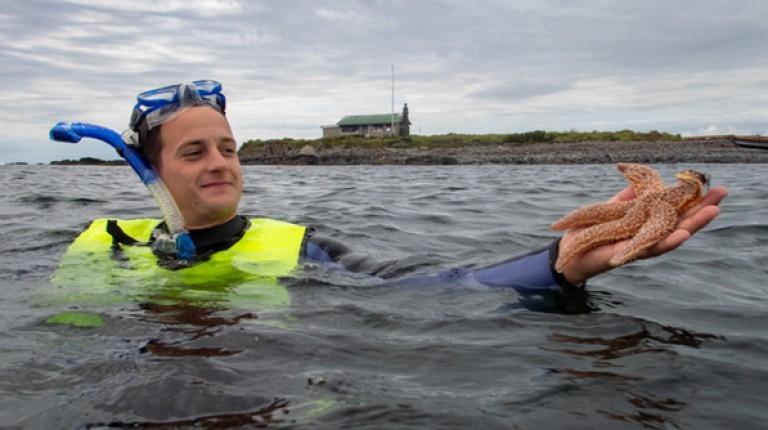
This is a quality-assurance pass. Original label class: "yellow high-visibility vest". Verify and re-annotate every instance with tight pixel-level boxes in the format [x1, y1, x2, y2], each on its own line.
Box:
[49, 218, 307, 308]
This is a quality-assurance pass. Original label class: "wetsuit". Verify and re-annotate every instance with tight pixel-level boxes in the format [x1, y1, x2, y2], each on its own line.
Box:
[182, 215, 586, 312]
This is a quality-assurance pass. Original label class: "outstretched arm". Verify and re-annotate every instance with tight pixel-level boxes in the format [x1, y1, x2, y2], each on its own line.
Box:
[304, 230, 573, 290]
[304, 231, 579, 292]
[558, 185, 728, 285]
[301, 185, 725, 312]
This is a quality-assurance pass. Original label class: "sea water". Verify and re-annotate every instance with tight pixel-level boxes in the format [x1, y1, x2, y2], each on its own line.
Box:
[0, 164, 766, 429]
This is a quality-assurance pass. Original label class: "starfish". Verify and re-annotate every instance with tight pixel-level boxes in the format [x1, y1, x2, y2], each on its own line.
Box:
[551, 163, 709, 272]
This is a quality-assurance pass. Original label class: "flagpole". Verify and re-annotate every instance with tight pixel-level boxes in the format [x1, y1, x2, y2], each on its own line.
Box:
[391, 64, 395, 136]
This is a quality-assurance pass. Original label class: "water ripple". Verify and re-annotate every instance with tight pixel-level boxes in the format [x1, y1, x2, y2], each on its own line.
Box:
[0, 164, 766, 429]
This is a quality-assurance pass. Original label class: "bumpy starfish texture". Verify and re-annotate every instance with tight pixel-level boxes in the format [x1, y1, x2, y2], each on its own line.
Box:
[552, 163, 708, 272]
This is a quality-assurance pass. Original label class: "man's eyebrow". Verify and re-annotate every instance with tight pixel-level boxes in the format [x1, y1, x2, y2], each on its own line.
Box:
[178, 139, 205, 148]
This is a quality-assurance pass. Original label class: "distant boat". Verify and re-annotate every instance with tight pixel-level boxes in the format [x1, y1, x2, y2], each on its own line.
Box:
[733, 135, 768, 150]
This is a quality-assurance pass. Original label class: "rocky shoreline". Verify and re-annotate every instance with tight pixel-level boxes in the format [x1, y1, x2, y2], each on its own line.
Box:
[239, 139, 768, 165]
[50, 157, 126, 166]
[43, 139, 768, 166]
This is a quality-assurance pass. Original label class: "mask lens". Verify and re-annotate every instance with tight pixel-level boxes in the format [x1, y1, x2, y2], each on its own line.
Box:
[137, 84, 179, 106]
[192, 79, 221, 95]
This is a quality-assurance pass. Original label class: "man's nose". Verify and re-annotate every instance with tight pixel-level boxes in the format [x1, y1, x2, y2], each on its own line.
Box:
[205, 148, 228, 170]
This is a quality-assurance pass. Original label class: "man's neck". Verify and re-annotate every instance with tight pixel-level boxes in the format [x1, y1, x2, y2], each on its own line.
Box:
[186, 212, 238, 230]
[187, 215, 248, 253]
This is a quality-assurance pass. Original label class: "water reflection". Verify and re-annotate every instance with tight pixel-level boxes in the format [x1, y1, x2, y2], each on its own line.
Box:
[84, 398, 291, 429]
[549, 321, 721, 429]
[137, 302, 256, 357]
[549, 323, 721, 360]
[596, 393, 686, 430]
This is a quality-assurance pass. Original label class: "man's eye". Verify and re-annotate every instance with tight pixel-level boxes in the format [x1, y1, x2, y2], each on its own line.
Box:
[183, 150, 202, 158]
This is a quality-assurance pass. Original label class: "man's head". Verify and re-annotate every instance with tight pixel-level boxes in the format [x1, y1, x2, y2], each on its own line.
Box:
[153, 106, 243, 229]
[129, 81, 242, 229]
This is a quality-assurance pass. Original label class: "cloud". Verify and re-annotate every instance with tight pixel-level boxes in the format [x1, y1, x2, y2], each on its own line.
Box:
[63, 0, 244, 15]
[1, 0, 767, 162]
[469, 81, 571, 101]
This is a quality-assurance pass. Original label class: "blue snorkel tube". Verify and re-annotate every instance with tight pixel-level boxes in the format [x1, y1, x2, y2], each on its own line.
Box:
[49, 121, 196, 260]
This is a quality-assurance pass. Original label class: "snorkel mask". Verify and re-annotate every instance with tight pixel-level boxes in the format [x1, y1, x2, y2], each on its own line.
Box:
[124, 79, 226, 147]
[49, 80, 227, 261]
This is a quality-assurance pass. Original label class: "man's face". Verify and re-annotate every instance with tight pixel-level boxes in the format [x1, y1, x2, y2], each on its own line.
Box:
[157, 106, 243, 229]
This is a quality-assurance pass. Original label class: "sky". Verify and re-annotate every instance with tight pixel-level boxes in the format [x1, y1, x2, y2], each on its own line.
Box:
[1, 0, 767, 163]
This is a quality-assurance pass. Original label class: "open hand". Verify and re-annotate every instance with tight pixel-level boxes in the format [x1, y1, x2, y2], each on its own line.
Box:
[559, 185, 728, 285]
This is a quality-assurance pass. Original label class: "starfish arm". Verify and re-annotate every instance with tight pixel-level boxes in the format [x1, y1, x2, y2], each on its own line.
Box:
[551, 200, 633, 231]
[617, 163, 665, 196]
[662, 182, 704, 214]
[609, 202, 678, 267]
[556, 206, 646, 272]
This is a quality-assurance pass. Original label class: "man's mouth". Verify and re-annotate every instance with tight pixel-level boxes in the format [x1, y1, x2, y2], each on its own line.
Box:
[201, 181, 232, 188]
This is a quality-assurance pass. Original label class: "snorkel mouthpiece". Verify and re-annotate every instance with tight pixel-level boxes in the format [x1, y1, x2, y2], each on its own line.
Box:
[49, 121, 195, 261]
[176, 234, 196, 260]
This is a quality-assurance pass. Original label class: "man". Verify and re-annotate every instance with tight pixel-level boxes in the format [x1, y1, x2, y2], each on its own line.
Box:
[55, 80, 728, 311]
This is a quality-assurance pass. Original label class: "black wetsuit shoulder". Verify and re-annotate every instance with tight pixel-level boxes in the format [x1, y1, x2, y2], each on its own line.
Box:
[186, 215, 249, 255]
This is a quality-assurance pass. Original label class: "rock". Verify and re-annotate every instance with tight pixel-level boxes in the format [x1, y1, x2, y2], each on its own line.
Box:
[289, 154, 319, 164]
[404, 155, 459, 165]
[299, 145, 318, 156]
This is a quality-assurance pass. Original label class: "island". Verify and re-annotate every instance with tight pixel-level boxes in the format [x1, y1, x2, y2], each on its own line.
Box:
[45, 131, 768, 166]
[238, 131, 768, 165]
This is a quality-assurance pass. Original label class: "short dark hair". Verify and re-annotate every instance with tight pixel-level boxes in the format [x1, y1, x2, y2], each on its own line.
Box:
[140, 125, 164, 169]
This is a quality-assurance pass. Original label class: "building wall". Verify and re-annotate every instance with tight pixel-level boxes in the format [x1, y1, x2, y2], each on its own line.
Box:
[322, 125, 341, 138]
[365, 124, 400, 137]
[325, 121, 408, 138]
[327, 124, 402, 138]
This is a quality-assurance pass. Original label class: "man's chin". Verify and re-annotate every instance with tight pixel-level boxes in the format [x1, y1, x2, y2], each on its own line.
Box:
[199, 186, 241, 203]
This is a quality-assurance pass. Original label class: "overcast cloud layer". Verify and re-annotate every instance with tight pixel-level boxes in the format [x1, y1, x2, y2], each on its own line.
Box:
[2, 0, 767, 162]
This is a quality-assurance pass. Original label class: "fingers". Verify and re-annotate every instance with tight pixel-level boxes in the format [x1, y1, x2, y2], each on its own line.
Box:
[705, 185, 728, 205]
[608, 186, 636, 203]
[643, 204, 721, 257]
[644, 229, 691, 257]
[676, 185, 727, 233]
[676, 205, 721, 234]
[682, 186, 728, 218]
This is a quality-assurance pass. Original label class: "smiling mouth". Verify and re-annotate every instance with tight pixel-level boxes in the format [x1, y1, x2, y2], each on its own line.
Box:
[202, 181, 232, 188]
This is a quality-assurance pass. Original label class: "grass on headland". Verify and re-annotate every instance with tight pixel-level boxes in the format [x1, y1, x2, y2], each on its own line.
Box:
[239, 130, 682, 154]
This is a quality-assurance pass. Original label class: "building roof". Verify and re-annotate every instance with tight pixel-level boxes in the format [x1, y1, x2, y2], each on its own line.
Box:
[338, 114, 402, 126]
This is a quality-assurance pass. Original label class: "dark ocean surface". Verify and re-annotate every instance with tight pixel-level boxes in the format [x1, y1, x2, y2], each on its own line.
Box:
[0, 164, 766, 429]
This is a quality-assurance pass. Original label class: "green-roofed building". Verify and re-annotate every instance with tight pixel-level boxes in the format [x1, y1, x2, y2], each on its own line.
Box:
[322, 104, 411, 138]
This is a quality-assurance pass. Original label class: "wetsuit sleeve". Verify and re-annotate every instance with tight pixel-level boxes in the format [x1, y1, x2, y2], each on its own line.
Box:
[301, 232, 586, 313]
[469, 238, 581, 292]
[303, 231, 579, 291]
[304, 235, 348, 263]
[303, 233, 397, 275]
